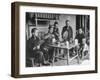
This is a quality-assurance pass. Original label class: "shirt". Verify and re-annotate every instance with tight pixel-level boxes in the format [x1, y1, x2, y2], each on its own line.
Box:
[75, 33, 85, 45]
[61, 26, 73, 41]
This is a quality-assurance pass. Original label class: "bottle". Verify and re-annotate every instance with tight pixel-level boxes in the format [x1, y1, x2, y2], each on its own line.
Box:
[75, 39, 78, 46]
[66, 41, 69, 48]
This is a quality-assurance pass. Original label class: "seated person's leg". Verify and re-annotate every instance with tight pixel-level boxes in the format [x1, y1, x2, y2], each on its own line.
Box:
[78, 45, 83, 59]
[41, 47, 49, 61]
[83, 50, 88, 56]
[69, 48, 74, 57]
[48, 47, 54, 62]
[69, 47, 77, 57]
[37, 51, 44, 64]
[37, 50, 50, 66]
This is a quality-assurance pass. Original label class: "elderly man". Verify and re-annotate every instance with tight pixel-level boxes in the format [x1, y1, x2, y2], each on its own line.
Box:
[26, 28, 49, 66]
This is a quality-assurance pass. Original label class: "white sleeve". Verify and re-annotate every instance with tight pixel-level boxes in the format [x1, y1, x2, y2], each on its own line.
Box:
[83, 44, 88, 52]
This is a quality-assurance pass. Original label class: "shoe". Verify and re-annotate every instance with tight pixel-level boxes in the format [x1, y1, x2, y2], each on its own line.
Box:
[42, 62, 50, 66]
[49, 60, 53, 63]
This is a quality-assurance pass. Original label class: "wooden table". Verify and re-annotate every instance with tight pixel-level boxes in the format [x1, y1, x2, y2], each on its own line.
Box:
[49, 43, 80, 66]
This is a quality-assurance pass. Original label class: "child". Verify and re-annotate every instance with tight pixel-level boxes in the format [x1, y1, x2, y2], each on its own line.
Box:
[75, 28, 86, 59]
[81, 38, 89, 59]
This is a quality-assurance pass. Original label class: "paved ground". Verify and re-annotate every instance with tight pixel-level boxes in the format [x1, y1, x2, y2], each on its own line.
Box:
[27, 52, 90, 67]
[53, 58, 89, 66]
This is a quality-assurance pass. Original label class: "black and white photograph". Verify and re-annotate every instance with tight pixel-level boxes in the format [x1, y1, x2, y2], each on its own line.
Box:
[26, 12, 90, 67]
[11, 2, 97, 78]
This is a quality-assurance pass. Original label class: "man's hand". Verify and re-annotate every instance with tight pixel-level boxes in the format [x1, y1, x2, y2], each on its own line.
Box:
[33, 45, 40, 50]
[33, 47, 36, 50]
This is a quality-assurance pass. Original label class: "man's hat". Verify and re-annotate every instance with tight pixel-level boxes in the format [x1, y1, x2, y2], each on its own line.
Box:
[54, 21, 58, 25]
[66, 20, 69, 22]
[31, 28, 37, 33]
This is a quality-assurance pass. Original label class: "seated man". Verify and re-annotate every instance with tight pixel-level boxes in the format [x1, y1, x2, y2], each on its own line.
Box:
[75, 28, 87, 58]
[75, 28, 85, 46]
[41, 25, 55, 63]
[26, 28, 49, 66]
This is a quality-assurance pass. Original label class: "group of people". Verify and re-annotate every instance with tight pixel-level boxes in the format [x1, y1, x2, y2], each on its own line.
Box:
[26, 20, 89, 67]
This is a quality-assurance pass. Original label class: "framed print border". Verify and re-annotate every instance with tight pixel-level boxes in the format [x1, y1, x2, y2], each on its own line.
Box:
[11, 2, 98, 78]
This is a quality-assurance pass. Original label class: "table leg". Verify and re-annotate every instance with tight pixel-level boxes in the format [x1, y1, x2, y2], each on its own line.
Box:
[52, 48, 56, 66]
[66, 49, 69, 65]
[56, 48, 60, 61]
[77, 47, 80, 64]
